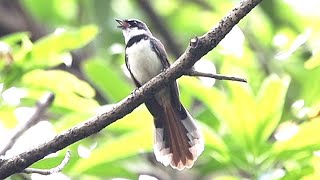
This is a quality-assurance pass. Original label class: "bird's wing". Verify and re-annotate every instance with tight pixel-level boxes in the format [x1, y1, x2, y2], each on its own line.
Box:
[149, 37, 181, 110]
[125, 53, 142, 87]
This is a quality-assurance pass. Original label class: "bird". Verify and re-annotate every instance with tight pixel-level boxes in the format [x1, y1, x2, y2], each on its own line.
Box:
[116, 18, 204, 170]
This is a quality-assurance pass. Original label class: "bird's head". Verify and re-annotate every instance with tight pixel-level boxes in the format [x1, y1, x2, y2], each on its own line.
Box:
[116, 19, 151, 43]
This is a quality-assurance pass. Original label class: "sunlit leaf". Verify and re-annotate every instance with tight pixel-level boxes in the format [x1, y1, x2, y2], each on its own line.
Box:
[273, 117, 320, 158]
[305, 50, 320, 69]
[83, 58, 131, 102]
[34, 25, 98, 53]
[107, 105, 153, 132]
[83, 160, 136, 178]
[215, 176, 240, 180]
[284, 61, 320, 105]
[179, 77, 228, 122]
[255, 75, 290, 144]
[29, 25, 98, 68]
[225, 80, 256, 149]
[22, 69, 98, 112]
[0, 32, 30, 44]
[22, 70, 94, 97]
[301, 156, 320, 180]
[1, 64, 24, 89]
[54, 112, 93, 132]
[22, 0, 78, 25]
[0, 106, 18, 128]
[70, 128, 152, 174]
[201, 123, 229, 162]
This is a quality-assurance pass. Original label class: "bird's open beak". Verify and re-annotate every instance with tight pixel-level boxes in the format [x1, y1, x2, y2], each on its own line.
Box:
[115, 19, 129, 29]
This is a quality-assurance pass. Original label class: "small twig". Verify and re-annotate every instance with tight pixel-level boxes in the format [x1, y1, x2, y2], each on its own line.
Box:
[185, 69, 247, 83]
[22, 150, 71, 175]
[0, 92, 55, 155]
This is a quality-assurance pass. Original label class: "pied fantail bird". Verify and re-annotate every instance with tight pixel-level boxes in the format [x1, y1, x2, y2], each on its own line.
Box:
[116, 19, 204, 170]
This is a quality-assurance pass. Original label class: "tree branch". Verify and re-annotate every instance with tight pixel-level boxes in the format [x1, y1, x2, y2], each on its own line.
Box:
[0, 92, 55, 155]
[22, 150, 71, 175]
[0, 0, 262, 178]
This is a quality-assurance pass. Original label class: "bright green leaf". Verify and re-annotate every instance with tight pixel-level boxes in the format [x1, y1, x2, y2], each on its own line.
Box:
[22, 69, 98, 112]
[179, 77, 228, 122]
[29, 25, 98, 68]
[0, 106, 18, 128]
[83, 160, 136, 178]
[225, 80, 256, 149]
[305, 50, 320, 69]
[107, 105, 153, 132]
[273, 118, 320, 158]
[70, 128, 152, 174]
[83, 58, 131, 102]
[0, 32, 30, 44]
[22, 69, 95, 98]
[54, 112, 93, 132]
[201, 123, 229, 163]
[255, 75, 290, 144]
[33, 25, 98, 53]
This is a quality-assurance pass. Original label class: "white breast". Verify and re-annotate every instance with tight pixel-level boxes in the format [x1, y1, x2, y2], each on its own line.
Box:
[126, 39, 164, 85]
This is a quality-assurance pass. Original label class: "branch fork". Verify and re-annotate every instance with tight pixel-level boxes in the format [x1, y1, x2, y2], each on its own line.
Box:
[186, 37, 247, 83]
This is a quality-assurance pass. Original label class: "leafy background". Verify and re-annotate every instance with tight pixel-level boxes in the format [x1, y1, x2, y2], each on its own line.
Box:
[1, 0, 320, 179]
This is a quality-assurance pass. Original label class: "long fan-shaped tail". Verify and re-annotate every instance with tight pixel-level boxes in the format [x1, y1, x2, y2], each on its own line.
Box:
[153, 100, 204, 170]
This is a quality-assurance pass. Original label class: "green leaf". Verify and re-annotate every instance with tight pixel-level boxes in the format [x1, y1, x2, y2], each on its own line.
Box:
[255, 75, 290, 144]
[83, 160, 136, 178]
[29, 25, 99, 68]
[70, 128, 152, 174]
[284, 61, 320, 105]
[22, 0, 78, 25]
[181, 74, 290, 156]
[225, 75, 289, 153]
[107, 105, 153, 132]
[22, 69, 95, 98]
[214, 176, 241, 180]
[201, 123, 229, 163]
[1, 64, 24, 89]
[34, 25, 98, 53]
[0, 106, 18, 128]
[179, 77, 228, 122]
[54, 112, 93, 132]
[305, 50, 320, 69]
[83, 58, 132, 102]
[0, 32, 33, 68]
[273, 118, 320, 159]
[22, 69, 98, 112]
[225, 79, 257, 149]
[0, 32, 30, 44]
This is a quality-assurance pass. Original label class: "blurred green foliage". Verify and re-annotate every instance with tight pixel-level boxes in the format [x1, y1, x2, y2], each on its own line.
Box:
[1, 0, 320, 179]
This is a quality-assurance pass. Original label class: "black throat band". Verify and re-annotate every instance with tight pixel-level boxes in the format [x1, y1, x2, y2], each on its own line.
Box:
[126, 34, 149, 48]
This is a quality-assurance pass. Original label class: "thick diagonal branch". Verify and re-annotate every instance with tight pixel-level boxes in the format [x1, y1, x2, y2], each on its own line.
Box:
[0, 0, 262, 178]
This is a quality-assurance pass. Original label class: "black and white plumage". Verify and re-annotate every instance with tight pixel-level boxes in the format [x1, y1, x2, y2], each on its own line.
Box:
[116, 19, 204, 170]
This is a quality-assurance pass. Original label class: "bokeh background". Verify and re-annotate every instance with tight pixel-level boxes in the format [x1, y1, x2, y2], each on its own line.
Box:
[1, 0, 320, 179]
